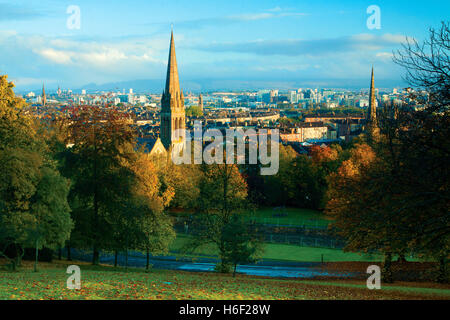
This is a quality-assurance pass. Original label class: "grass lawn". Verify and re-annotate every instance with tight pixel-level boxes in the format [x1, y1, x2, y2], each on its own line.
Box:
[171, 234, 381, 262]
[242, 207, 330, 227]
[171, 207, 330, 228]
[1, 260, 448, 300]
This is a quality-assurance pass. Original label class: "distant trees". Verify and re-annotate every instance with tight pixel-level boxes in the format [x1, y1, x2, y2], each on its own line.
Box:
[185, 106, 203, 117]
[251, 144, 344, 210]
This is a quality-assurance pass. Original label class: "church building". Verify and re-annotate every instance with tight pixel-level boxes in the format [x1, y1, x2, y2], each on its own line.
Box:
[145, 30, 186, 157]
[160, 30, 186, 151]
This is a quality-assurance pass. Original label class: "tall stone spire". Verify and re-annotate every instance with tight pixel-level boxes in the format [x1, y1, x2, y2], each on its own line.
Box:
[160, 30, 185, 149]
[367, 67, 376, 123]
[164, 30, 181, 99]
[366, 67, 379, 140]
[42, 83, 47, 106]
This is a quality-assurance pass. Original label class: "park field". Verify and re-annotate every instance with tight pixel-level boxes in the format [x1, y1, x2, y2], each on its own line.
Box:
[171, 207, 331, 228]
[1, 260, 449, 300]
[170, 234, 381, 262]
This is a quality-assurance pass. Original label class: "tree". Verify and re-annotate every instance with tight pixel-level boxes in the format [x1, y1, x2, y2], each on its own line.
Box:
[159, 161, 200, 210]
[0, 75, 72, 270]
[393, 21, 450, 113]
[30, 167, 72, 271]
[221, 215, 264, 277]
[130, 153, 175, 270]
[185, 106, 203, 117]
[261, 144, 297, 206]
[60, 105, 136, 265]
[326, 143, 407, 283]
[391, 21, 449, 282]
[186, 164, 248, 272]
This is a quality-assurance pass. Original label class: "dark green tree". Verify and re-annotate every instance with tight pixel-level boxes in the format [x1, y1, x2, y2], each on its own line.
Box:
[222, 215, 264, 277]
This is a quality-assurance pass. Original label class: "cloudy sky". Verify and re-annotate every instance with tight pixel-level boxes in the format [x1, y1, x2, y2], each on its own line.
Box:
[0, 0, 448, 92]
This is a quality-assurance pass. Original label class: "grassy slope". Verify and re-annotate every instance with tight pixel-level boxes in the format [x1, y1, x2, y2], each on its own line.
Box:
[1, 261, 449, 300]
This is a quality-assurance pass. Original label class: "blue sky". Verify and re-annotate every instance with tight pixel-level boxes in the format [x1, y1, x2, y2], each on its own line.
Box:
[0, 0, 448, 92]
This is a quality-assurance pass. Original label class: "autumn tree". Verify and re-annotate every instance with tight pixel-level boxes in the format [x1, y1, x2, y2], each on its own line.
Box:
[130, 152, 175, 270]
[159, 160, 200, 210]
[60, 105, 136, 265]
[326, 143, 409, 282]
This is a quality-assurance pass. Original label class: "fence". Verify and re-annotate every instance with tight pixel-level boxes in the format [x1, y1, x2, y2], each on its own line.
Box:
[263, 234, 346, 249]
[174, 224, 345, 250]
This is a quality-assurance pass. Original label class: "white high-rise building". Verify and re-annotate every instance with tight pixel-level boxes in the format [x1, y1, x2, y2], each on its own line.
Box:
[289, 90, 298, 103]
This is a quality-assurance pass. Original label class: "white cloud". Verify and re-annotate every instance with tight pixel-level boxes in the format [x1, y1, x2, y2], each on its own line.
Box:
[36, 48, 73, 64]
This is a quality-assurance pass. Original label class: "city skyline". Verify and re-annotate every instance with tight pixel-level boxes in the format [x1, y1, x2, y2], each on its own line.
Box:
[1, 0, 449, 91]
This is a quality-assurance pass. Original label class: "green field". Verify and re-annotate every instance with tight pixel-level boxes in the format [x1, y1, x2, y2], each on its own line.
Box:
[243, 207, 330, 227]
[172, 207, 330, 227]
[1, 261, 448, 300]
[171, 234, 381, 262]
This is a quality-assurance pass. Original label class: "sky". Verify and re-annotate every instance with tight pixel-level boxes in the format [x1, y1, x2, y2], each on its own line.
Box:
[0, 0, 449, 92]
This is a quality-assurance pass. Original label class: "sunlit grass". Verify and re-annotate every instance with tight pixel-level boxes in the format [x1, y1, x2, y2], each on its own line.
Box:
[1, 261, 448, 300]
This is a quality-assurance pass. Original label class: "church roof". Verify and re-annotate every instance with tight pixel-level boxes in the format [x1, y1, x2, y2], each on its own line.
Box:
[136, 137, 167, 156]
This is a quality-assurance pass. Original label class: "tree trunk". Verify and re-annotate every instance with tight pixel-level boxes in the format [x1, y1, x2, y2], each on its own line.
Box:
[92, 246, 100, 265]
[146, 248, 150, 271]
[58, 247, 62, 260]
[437, 256, 448, 284]
[11, 259, 17, 271]
[67, 243, 72, 261]
[34, 239, 38, 272]
[114, 250, 118, 267]
[233, 264, 237, 278]
[383, 252, 394, 283]
[92, 194, 100, 265]
[397, 253, 407, 263]
[92, 123, 100, 266]
[125, 236, 129, 272]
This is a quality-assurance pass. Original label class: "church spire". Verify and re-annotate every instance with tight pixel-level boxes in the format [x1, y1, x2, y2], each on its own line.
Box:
[365, 67, 380, 140]
[42, 83, 47, 106]
[165, 30, 181, 98]
[160, 29, 186, 150]
[367, 66, 376, 122]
